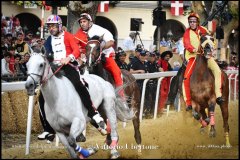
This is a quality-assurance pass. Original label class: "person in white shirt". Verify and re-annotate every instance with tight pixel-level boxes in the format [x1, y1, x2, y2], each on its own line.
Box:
[1, 52, 14, 78]
[76, 13, 127, 105]
[122, 32, 136, 63]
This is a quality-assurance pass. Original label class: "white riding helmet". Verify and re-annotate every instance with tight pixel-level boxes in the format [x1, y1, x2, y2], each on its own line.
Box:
[46, 14, 62, 31]
[77, 13, 93, 23]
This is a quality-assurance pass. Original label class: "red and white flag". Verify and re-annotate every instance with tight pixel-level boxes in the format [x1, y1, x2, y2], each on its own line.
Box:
[171, 1, 184, 16]
[98, 1, 109, 13]
[208, 20, 217, 33]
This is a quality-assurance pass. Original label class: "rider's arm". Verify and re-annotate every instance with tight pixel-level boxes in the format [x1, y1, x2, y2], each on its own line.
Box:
[101, 40, 114, 50]
[183, 29, 196, 53]
[67, 32, 81, 60]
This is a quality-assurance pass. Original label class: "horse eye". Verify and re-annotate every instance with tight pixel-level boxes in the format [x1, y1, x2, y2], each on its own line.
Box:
[40, 63, 44, 68]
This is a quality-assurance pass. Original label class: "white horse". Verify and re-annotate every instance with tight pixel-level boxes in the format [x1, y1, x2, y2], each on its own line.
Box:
[25, 53, 121, 159]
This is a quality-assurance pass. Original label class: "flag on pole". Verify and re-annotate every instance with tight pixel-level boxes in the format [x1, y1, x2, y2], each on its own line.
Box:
[171, 1, 184, 16]
[208, 20, 217, 33]
[98, 1, 109, 13]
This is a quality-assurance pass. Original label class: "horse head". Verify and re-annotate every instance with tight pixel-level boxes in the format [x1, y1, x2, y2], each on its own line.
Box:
[85, 35, 103, 72]
[200, 34, 215, 58]
[25, 53, 49, 95]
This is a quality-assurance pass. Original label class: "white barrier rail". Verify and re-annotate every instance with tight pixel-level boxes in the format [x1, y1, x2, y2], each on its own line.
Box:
[1, 70, 238, 155]
[133, 71, 178, 122]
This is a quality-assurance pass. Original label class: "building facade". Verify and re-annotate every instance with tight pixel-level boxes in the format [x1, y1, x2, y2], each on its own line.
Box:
[2, 1, 190, 51]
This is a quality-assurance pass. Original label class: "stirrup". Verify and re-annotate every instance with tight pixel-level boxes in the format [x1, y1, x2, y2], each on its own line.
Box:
[38, 131, 49, 140]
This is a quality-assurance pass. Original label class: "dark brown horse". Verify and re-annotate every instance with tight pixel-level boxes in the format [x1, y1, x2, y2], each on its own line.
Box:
[166, 34, 230, 146]
[84, 36, 142, 146]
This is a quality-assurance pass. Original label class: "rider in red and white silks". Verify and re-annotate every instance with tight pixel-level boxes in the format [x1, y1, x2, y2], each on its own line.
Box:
[75, 13, 125, 100]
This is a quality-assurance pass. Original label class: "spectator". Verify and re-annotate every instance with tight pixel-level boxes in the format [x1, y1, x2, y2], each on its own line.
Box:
[157, 51, 173, 114]
[130, 48, 142, 65]
[122, 32, 136, 63]
[173, 61, 181, 71]
[129, 49, 149, 95]
[145, 51, 159, 117]
[1, 52, 14, 77]
[25, 31, 34, 46]
[12, 17, 23, 37]
[4, 33, 13, 49]
[229, 51, 238, 68]
[31, 38, 46, 53]
[20, 53, 30, 75]
[127, 54, 135, 70]
[1, 36, 8, 59]
[15, 32, 29, 56]
[7, 46, 16, 74]
[14, 53, 26, 80]
[116, 49, 128, 70]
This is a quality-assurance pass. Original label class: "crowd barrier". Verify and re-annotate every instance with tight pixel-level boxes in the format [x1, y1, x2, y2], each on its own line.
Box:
[1, 69, 238, 155]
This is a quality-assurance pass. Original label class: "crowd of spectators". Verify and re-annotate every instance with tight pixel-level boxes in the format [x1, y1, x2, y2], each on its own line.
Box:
[115, 41, 181, 117]
[1, 14, 45, 82]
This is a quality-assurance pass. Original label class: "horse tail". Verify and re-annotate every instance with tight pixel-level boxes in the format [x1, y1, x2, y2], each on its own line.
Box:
[114, 97, 135, 122]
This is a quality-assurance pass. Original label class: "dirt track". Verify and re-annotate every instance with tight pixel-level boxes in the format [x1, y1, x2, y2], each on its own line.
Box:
[1, 101, 238, 159]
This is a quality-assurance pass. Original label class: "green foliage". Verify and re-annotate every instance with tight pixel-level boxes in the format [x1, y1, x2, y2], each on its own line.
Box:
[11, 1, 43, 6]
[229, 6, 239, 19]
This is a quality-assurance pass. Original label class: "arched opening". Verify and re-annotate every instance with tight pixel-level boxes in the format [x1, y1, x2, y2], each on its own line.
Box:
[15, 13, 41, 36]
[153, 19, 186, 45]
[95, 16, 118, 49]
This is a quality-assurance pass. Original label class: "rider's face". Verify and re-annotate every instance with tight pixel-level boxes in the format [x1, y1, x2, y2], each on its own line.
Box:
[80, 19, 90, 31]
[47, 24, 59, 36]
[189, 17, 198, 30]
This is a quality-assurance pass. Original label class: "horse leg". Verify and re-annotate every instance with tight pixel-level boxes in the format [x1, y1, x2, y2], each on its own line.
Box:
[220, 73, 231, 146]
[219, 102, 231, 146]
[132, 111, 141, 145]
[208, 103, 216, 138]
[199, 108, 208, 134]
[56, 132, 78, 159]
[67, 117, 97, 158]
[103, 99, 120, 159]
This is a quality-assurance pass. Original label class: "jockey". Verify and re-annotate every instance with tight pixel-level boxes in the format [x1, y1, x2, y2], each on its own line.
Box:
[183, 12, 224, 111]
[41, 14, 106, 133]
[75, 13, 127, 104]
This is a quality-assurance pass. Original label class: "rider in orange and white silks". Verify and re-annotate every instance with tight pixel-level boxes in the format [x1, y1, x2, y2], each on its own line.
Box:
[182, 13, 224, 111]
[76, 13, 126, 101]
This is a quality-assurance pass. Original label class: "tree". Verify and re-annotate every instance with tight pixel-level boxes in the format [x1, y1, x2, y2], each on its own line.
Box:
[191, 1, 239, 63]
[66, 1, 100, 33]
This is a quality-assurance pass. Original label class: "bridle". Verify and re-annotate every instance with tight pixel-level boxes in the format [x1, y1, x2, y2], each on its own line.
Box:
[27, 58, 64, 89]
[86, 40, 103, 67]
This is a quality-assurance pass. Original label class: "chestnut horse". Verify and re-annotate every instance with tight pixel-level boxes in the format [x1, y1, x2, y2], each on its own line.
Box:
[84, 36, 142, 147]
[166, 34, 230, 146]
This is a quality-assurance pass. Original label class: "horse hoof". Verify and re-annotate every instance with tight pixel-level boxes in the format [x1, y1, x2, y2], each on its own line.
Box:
[110, 148, 120, 159]
[200, 127, 206, 134]
[76, 133, 86, 142]
[111, 151, 120, 159]
[87, 146, 98, 156]
[209, 131, 216, 138]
